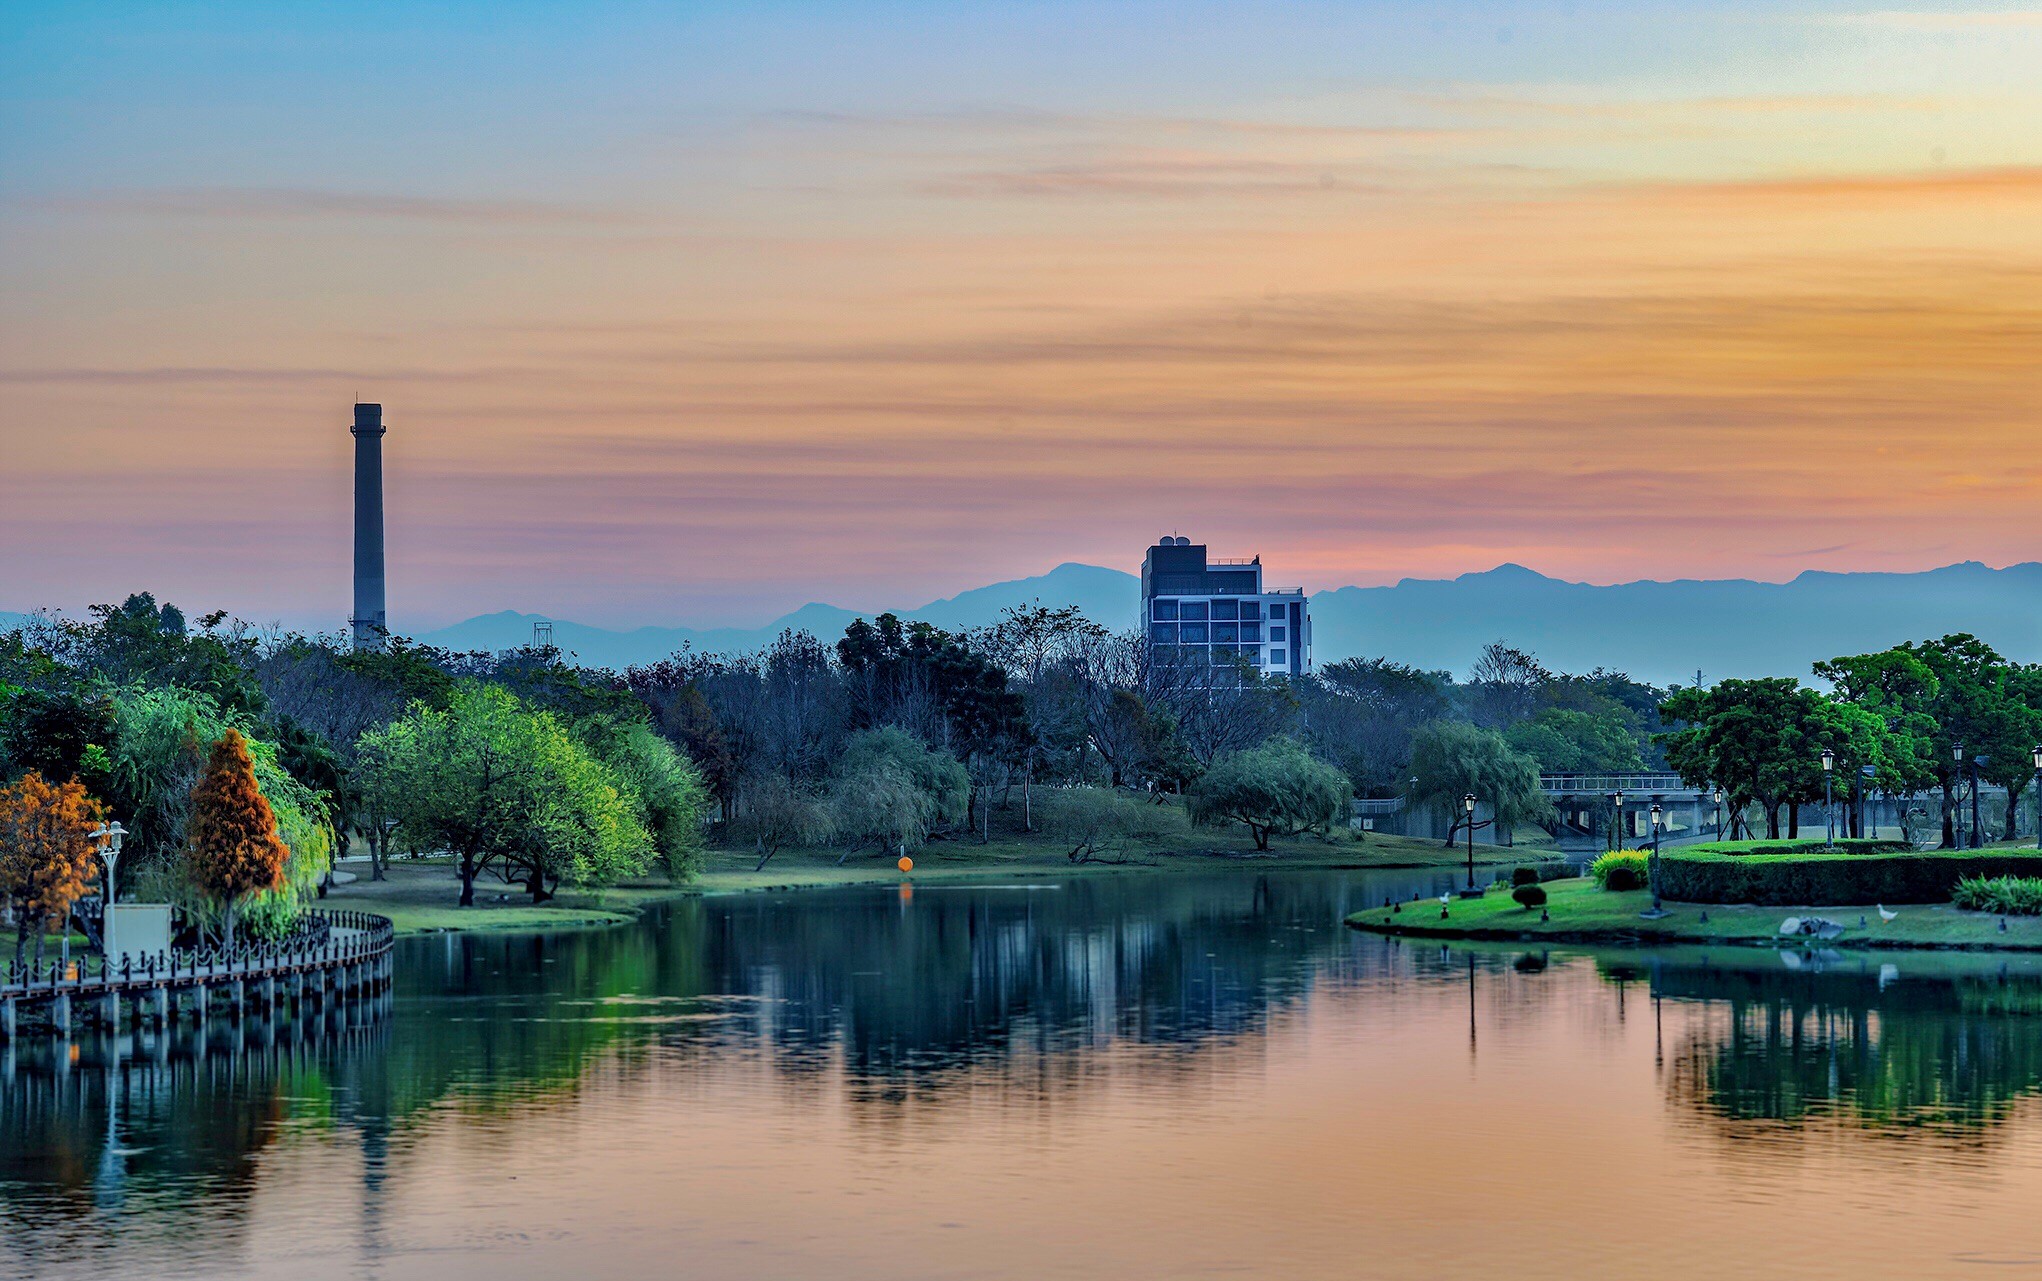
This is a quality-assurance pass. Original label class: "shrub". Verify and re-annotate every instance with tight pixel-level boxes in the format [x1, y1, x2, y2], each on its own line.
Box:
[1659, 849, 2042, 906]
[1682, 838, 1912, 858]
[1512, 884, 1548, 910]
[1953, 876, 2042, 916]
[1590, 851, 1649, 891]
[1511, 866, 1540, 887]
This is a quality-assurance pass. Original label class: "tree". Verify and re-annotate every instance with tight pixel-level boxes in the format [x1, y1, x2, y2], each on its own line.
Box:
[1301, 658, 1455, 797]
[185, 729, 291, 947]
[735, 775, 837, 871]
[0, 772, 104, 969]
[829, 727, 969, 860]
[982, 604, 1108, 827]
[1814, 647, 1941, 835]
[0, 687, 117, 791]
[362, 683, 653, 905]
[582, 718, 711, 881]
[1660, 679, 1852, 840]
[1037, 786, 1172, 863]
[1186, 739, 1351, 850]
[1504, 708, 1643, 774]
[1466, 641, 1550, 730]
[1903, 635, 2034, 845]
[1407, 721, 1551, 846]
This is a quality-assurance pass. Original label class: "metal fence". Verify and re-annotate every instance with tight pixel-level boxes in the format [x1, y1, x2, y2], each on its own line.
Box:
[0, 908, 393, 998]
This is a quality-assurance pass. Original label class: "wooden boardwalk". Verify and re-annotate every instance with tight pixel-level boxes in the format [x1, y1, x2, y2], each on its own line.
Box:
[0, 909, 395, 1040]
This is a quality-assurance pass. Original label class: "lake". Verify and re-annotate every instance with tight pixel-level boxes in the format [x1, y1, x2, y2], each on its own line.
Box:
[6, 868, 2042, 1280]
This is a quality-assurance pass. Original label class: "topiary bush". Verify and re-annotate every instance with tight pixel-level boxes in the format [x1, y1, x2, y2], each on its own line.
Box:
[1512, 866, 1540, 887]
[1512, 884, 1548, 911]
[1953, 875, 2042, 915]
[1660, 849, 2042, 906]
[1681, 838, 1914, 858]
[1590, 851, 1649, 891]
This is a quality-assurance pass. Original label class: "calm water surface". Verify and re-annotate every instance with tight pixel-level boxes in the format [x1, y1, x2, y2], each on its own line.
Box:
[7, 869, 2042, 1280]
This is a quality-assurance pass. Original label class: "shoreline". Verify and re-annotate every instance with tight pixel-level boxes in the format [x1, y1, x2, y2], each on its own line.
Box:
[322, 834, 1544, 937]
[1344, 877, 2042, 954]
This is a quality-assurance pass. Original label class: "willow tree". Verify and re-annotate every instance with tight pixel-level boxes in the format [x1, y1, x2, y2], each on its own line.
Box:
[1187, 738, 1351, 851]
[1407, 721, 1551, 847]
[186, 729, 290, 947]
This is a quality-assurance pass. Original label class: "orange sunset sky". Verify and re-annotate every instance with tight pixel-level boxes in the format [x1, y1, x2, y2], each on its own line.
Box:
[3, 3, 2040, 629]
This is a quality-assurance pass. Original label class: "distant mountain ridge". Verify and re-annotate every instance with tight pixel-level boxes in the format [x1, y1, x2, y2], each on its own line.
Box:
[414, 560, 2042, 687]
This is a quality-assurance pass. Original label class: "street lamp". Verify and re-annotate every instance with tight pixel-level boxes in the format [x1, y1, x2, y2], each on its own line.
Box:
[1610, 791, 1626, 853]
[1820, 748, 1835, 848]
[1954, 742, 1968, 849]
[2033, 745, 2041, 851]
[91, 820, 126, 969]
[1462, 793, 1478, 891]
[1642, 803, 1668, 919]
[1712, 787, 1724, 839]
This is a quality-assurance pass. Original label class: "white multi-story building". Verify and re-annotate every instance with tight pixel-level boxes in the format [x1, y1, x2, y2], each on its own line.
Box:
[1141, 536, 1310, 680]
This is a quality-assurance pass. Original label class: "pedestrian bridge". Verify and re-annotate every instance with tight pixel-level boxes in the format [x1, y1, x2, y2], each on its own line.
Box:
[1539, 773, 1697, 798]
[0, 908, 393, 1040]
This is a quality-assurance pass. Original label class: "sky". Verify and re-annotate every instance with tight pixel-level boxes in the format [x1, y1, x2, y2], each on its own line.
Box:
[3, 1, 2041, 631]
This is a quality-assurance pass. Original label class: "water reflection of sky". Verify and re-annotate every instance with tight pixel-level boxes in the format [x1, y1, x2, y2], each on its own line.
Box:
[8, 872, 2042, 1279]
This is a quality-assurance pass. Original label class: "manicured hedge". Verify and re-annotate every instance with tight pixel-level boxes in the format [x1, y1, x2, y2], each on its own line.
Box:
[1680, 838, 1914, 858]
[1660, 849, 2042, 905]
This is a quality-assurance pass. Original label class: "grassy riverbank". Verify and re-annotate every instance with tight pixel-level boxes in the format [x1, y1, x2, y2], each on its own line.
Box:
[323, 826, 1543, 936]
[1345, 877, 2042, 951]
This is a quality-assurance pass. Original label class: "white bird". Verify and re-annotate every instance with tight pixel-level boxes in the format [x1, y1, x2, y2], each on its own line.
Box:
[1439, 893, 1452, 906]
[1877, 904, 1898, 924]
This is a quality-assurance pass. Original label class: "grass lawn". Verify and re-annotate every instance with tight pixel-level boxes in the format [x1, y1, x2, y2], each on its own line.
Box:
[1346, 876, 2042, 951]
[324, 823, 1546, 937]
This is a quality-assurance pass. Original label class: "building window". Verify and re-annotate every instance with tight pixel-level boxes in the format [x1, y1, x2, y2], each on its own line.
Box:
[1150, 622, 1177, 643]
[1180, 622, 1208, 643]
[1152, 599, 1179, 621]
[1213, 623, 1238, 644]
[1180, 600, 1209, 621]
[1270, 626, 1286, 643]
[1268, 649, 1286, 667]
[1210, 599, 1239, 621]
[1240, 622, 1261, 642]
[1238, 602, 1259, 621]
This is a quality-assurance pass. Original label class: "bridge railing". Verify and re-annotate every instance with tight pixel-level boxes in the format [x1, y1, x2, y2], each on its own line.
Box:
[0, 908, 393, 999]
[1539, 773, 1699, 796]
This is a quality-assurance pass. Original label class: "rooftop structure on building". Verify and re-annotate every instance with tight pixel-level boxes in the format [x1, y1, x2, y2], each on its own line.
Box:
[1141, 536, 1309, 681]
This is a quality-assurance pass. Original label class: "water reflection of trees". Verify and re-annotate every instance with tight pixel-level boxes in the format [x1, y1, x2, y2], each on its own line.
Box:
[1653, 957, 2042, 1137]
[0, 870, 1402, 1252]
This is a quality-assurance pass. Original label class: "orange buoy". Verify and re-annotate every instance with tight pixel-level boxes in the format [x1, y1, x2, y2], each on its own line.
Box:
[897, 855, 914, 872]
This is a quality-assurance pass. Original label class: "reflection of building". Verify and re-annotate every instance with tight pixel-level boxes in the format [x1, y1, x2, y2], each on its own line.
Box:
[1141, 537, 1309, 679]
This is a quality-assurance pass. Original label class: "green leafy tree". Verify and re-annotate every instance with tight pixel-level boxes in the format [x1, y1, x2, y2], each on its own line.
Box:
[1659, 679, 1874, 840]
[1905, 635, 2037, 845]
[1407, 721, 1551, 846]
[362, 683, 653, 905]
[583, 718, 711, 881]
[1814, 647, 1941, 833]
[1505, 707, 1644, 774]
[1186, 739, 1351, 850]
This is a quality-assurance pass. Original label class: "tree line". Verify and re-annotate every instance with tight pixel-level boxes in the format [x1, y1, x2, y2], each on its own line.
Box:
[5, 590, 2037, 955]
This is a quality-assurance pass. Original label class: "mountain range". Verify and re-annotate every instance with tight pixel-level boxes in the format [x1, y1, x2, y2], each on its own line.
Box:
[403, 560, 2042, 688]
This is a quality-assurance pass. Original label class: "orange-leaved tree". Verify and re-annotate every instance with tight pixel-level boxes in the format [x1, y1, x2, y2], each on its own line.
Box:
[186, 728, 290, 947]
[0, 771, 105, 970]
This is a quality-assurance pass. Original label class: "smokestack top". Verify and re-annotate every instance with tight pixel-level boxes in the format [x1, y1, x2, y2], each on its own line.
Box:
[352, 402, 385, 436]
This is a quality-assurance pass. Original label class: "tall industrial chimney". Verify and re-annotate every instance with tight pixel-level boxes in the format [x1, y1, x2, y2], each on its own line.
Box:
[350, 403, 388, 650]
